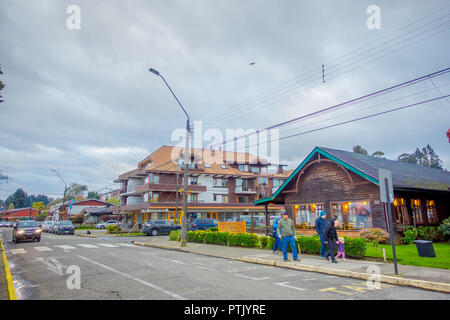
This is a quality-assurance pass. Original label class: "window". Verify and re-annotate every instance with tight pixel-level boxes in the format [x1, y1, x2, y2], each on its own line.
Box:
[214, 178, 228, 187]
[251, 166, 260, 173]
[293, 203, 323, 228]
[267, 165, 279, 173]
[331, 201, 372, 230]
[394, 198, 411, 225]
[220, 164, 228, 169]
[273, 179, 284, 188]
[410, 199, 424, 225]
[146, 173, 159, 184]
[426, 200, 438, 224]
[213, 194, 217, 202]
[154, 175, 159, 184]
[222, 195, 228, 203]
[204, 163, 211, 168]
[189, 177, 198, 185]
[188, 194, 198, 203]
[239, 164, 249, 172]
[258, 177, 268, 186]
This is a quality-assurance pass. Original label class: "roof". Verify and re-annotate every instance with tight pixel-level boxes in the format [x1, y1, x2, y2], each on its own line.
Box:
[80, 207, 118, 216]
[255, 146, 450, 205]
[117, 145, 291, 179]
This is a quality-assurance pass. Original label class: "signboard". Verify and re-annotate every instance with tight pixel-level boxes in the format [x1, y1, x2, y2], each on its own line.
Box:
[378, 169, 394, 203]
[218, 221, 246, 234]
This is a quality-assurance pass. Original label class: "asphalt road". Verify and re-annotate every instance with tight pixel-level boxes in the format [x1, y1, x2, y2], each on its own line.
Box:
[1, 227, 449, 300]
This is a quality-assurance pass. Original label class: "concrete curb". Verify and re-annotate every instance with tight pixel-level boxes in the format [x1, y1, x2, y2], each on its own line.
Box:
[0, 236, 17, 300]
[132, 241, 450, 294]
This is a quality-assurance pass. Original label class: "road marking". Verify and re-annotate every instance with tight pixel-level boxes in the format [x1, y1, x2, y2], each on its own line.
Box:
[161, 257, 186, 264]
[97, 243, 119, 248]
[281, 273, 298, 278]
[78, 244, 99, 248]
[192, 263, 215, 271]
[319, 287, 354, 295]
[234, 274, 270, 281]
[10, 249, 26, 255]
[117, 243, 136, 247]
[300, 278, 316, 281]
[36, 257, 67, 276]
[275, 282, 306, 291]
[76, 255, 187, 300]
[34, 246, 53, 252]
[55, 245, 76, 250]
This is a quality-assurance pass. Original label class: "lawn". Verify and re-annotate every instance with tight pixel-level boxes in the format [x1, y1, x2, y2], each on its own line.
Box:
[365, 242, 450, 269]
[117, 232, 146, 237]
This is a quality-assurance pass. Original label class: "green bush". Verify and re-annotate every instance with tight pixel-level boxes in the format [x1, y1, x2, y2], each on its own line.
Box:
[437, 217, 450, 239]
[76, 225, 97, 230]
[343, 237, 366, 258]
[209, 227, 219, 232]
[107, 225, 121, 233]
[401, 228, 418, 244]
[217, 232, 230, 246]
[359, 228, 390, 245]
[205, 231, 220, 244]
[169, 230, 181, 241]
[297, 235, 321, 254]
[266, 237, 275, 249]
[417, 226, 438, 241]
[258, 236, 268, 248]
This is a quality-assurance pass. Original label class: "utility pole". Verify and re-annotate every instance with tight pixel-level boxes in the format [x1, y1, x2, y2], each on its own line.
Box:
[51, 169, 67, 221]
[149, 67, 191, 247]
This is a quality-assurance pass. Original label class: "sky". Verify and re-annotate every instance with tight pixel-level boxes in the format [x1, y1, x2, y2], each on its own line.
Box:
[0, 0, 449, 200]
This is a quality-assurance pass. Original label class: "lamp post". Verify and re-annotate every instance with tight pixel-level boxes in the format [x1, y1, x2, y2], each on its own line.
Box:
[149, 67, 191, 247]
[51, 169, 67, 221]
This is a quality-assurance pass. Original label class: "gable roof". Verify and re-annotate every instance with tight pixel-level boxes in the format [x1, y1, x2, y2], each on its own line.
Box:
[255, 146, 450, 205]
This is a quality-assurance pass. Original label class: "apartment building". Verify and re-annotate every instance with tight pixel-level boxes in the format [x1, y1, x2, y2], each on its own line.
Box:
[114, 145, 291, 233]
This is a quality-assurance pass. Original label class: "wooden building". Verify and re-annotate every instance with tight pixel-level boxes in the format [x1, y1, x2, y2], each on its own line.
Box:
[255, 146, 450, 237]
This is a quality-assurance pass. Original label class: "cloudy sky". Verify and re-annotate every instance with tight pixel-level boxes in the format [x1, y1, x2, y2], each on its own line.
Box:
[0, 0, 449, 200]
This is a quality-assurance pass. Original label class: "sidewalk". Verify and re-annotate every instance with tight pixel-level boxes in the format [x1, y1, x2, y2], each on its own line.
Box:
[132, 236, 450, 293]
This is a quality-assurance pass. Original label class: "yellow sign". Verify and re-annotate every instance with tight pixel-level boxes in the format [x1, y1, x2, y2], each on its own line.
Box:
[218, 221, 246, 234]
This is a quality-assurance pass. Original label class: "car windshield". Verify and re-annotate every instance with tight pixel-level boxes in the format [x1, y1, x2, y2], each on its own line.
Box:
[18, 221, 38, 228]
[60, 221, 73, 226]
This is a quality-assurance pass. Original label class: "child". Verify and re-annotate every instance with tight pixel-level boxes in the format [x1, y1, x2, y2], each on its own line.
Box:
[335, 236, 346, 261]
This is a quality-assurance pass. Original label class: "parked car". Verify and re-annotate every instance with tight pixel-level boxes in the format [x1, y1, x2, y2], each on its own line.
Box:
[188, 218, 219, 231]
[12, 220, 41, 243]
[143, 220, 181, 236]
[96, 220, 119, 229]
[0, 222, 6, 227]
[55, 220, 75, 235]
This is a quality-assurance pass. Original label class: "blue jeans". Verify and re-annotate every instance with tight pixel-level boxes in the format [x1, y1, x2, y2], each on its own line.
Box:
[281, 235, 298, 261]
[273, 232, 282, 252]
[319, 234, 327, 257]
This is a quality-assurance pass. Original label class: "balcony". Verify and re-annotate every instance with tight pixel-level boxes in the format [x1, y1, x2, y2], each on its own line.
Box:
[235, 186, 257, 194]
[135, 183, 207, 193]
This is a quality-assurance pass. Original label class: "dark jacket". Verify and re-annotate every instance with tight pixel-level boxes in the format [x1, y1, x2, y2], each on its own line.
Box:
[315, 217, 327, 235]
[322, 218, 338, 243]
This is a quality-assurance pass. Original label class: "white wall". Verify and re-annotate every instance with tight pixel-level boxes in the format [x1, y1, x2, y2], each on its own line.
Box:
[198, 175, 228, 203]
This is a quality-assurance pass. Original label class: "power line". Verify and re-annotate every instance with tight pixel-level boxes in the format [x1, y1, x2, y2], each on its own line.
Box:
[202, 8, 450, 129]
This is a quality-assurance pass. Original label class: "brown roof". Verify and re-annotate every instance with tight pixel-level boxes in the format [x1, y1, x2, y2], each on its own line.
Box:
[120, 145, 291, 179]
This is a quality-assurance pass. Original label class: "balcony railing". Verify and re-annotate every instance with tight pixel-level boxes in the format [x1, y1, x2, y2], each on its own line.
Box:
[235, 186, 257, 194]
[135, 183, 207, 193]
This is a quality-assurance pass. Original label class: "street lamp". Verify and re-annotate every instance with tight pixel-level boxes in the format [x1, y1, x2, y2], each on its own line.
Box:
[149, 67, 191, 247]
[51, 169, 67, 221]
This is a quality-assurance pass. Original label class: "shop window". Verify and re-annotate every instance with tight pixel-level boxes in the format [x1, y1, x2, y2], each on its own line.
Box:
[426, 200, 438, 224]
[394, 198, 411, 225]
[410, 199, 424, 225]
[331, 201, 372, 230]
[293, 203, 323, 228]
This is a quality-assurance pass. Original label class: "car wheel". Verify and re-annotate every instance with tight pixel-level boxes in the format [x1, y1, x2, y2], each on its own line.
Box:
[151, 229, 158, 236]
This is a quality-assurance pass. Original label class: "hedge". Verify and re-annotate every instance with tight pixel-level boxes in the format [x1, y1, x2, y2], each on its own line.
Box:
[169, 230, 367, 258]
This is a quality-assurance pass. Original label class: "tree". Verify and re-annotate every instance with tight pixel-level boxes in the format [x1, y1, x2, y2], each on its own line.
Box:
[87, 191, 100, 199]
[0, 65, 4, 103]
[352, 145, 368, 155]
[5, 188, 27, 209]
[31, 201, 46, 212]
[371, 151, 385, 158]
[8, 203, 14, 210]
[398, 144, 444, 169]
[66, 183, 88, 199]
[70, 214, 84, 224]
[107, 197, 120, 206]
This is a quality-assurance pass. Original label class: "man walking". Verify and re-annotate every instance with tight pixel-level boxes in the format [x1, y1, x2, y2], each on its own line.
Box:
[277, 212, 299, 262]
[315, 211, 327, 258]
[323, 217, 340, 263]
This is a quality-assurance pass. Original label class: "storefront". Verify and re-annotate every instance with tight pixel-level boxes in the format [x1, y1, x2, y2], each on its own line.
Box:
[255, 146, 450, 237]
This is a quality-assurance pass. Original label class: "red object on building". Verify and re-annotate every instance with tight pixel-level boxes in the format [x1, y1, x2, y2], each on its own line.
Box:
[447, 128, 450, 143]
[0, 207, 39, 221]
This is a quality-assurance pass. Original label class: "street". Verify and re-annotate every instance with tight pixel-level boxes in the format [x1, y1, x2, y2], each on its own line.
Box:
[1, 228, 449, 300]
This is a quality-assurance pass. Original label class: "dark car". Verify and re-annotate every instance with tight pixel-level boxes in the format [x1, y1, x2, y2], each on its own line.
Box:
[55, 220, 75, 235]
[188, 218, 219, 231]
[143, 220, 181, 236]
[12, 220, 41, 243]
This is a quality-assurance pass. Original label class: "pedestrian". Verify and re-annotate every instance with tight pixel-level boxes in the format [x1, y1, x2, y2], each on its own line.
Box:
[335, 236, 346, 261]
[277, 212, 299, 262]
[323, 217, 339, 263]
[272, 217, 282, 253]
[315, 210, 327, 258]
